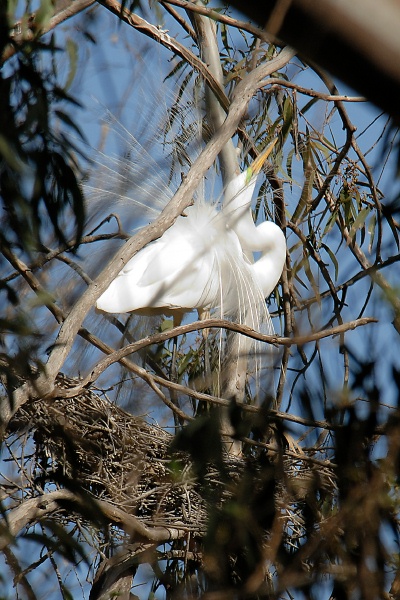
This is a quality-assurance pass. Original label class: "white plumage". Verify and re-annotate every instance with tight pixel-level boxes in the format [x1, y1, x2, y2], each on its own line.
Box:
[96, 141, 286, 325]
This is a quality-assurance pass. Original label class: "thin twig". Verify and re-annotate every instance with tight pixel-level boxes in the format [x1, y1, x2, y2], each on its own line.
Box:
[160, 0, 197, 40]
[263, 78, 366, 103]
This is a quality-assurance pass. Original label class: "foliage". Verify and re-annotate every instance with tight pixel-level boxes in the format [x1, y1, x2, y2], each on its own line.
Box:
[0, 1, 400, 599]
[0, 4, 85, 254]
[0, 0, 86, 388]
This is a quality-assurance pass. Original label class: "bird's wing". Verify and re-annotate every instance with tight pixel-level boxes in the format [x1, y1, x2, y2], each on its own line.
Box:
[96, 204, 229, 314]
[137, 234, 199, 288]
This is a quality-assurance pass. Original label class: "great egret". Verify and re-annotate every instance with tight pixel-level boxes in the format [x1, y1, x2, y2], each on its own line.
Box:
[95, 141, 286, 325]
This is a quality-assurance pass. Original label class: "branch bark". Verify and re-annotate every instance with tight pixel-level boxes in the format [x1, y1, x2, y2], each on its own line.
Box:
[90, 543, 154, 600]
[61, 316, 376, 393]
[0, 489, 188, 554]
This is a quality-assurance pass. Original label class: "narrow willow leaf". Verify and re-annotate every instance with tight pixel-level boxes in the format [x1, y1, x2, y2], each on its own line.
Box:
[301, 97, 319, 115]
[0, 134, 24, 171]
[382, 204, 400, 250]
[302, 251, 321, 303]
[220, 23, 230, 54]
[323, 209, 339, 237]
[286, 147, 296, 182]
[340, 186, 357, 227]
[348, 206, 370, 242]
[368, 212, 376, 254]
[311, 139, 334, 167]
[321, 242, 339, 281]
[65, 38, 78, 92]
[178, 349, 195, 378]
[281, 95, 293, 143]
[292, 270, 309, 291]
[292, 137, 316, 223]
[54, 110, 85, 140]
[160, 318, 174, 332]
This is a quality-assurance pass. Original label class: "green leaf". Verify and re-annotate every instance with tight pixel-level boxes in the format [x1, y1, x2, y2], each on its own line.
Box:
[220, 23, 231, 54]
[178, 348, 194, 378]
[381, 203, 400, 250]
[311, 139, 334, 165]
[54, 109, 85, 140]
[0, 134, 24, 171]
[321, 242, 339, 281]
[65, 38, 78, 91]
[160, 318, 173, 332]
[302, 250, 320, 303]
[368, 212, 376, 254]
[286, 146, 296, 182]
[323, 209, 339, 237]
[281, 95, 293, 143]
[340, 185, 357, 226]
[34, 0, 54, 31]
[301, 96, 319, 115]
[27, 289, 56, 308]
[348, 206, 370, 241]
[292, 137, 316, 223]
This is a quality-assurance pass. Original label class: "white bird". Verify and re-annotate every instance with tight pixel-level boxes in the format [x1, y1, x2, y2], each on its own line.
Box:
[96, 141, 286, 327]
[223, 140, 286, 298]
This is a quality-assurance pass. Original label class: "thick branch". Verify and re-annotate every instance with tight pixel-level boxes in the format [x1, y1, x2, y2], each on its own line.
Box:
[90, 543, 155, 600]
[0, 490, 188, 553]
[57, 316, 376, 396]
[188, 3, 239, 182]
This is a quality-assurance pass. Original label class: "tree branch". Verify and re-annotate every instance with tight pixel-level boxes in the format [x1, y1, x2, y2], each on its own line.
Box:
[57, 316, 376, 395]
[262, 78, 366, 103]
[0, 489, 188, 554]
[43, 47, 296, 384]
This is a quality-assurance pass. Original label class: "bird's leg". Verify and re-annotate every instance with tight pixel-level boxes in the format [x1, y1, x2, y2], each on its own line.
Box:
[171, 314, 183, 427]
[171, 323, 179, 382]
[198, 309, 212, 393]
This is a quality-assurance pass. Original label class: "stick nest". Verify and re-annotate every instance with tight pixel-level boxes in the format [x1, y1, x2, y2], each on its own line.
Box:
[6, 374, 336, 545]
[7, 374, 239, 536]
